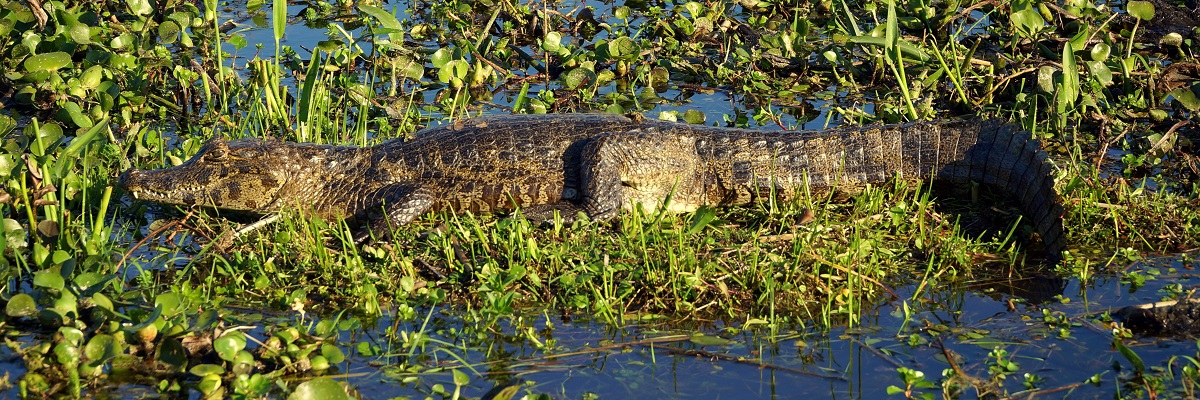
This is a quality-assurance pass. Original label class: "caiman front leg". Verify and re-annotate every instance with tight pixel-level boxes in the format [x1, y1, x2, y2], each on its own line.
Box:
[352, 185, 434, 243]
[523, 129, 705, 225]
[521, 150, 624, 225]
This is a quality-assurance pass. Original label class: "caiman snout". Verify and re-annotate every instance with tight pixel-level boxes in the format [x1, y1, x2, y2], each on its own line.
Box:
[118, 169, 141, 199]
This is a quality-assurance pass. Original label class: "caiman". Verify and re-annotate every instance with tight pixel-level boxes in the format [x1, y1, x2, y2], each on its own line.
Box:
[119, 113, 1065, 258]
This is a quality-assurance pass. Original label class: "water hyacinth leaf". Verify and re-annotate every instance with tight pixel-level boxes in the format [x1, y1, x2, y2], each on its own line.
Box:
[689, 333, 734, 346]
[157, 20, 181, 44]
[57, 102, 93, 128]
[192, 309, 220, 332]
[155, 292, 183, 316]
[562, 67, 595, 89]
[1087, 61, 1113, 86]
[437, 59, 468, 84]
[38, 308, 69, 326]
[74, 272, 114, 295]
[156, 338, 188, 371]
[58, 326, 85, 346]
[126, 0, 153, 16]
[289, 378, 352, 400]
[452, 368, 470, 386]
[1127, 1, 1155, 20]
[90, 292, 114, 313]
[321, 343, 345, 364]
[1090, 43, 1110, 61]
[189, 363, 226, 377]
[1169, 88, 1200, 111]
[3, 218, 27, 249]
[358, 5, 404, 42]
[1057, 42, 1079, 114]
[23, 52, 71, 72]
[5, 293, 37, 317]
[34, 269, 65, 290]
[215, 331, 247, 361]
[682, 109, 706, 124]
[542, 31, 564, 54]
[430, 48, 454, 68]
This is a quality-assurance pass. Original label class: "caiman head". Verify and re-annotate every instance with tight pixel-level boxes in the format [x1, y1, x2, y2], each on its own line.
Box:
[119, 138, 291, 214]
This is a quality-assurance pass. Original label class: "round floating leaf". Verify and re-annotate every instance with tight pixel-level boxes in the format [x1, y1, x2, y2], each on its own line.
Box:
[320, 343, 344, 364]
[58, 327, 85, 346]
[541, 31, 564, 54]
[6, 293, 37, 317]
[33, 269, 65, 290]
[54, 342, 81, 365]
[156, 338, 188, 371]
[38, 308, 68, 327]
[23, 52, 72, 73]
[430, 48, 453, 68]
[683, 110, 706, 124]
[189, 363, 226, 377]
[215, 331, 247, 361]
[689, 333, 734, 346]
[198, 373, 222, 395]
[90, 292, 114, 312]
[1087, 61, 1113, 86]
[155, 292, 183, 316]
[608, 36, 635, 59]
[158, 20, 181, 44]
[562, 67, 596, 89]
[1127, 1, 1155, 20]
[452, 368, 470, 386]
[110, 33, 135, 50]
[56, 101, 93, 128]
[1169, 88, 1200, 112]
[1090, 43, 1110, 61]
[288, 378, 351, 400]
[310, 355, 330, 370]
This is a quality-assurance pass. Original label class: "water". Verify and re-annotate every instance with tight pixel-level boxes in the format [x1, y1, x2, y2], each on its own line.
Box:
[216, 255, 1193, 398]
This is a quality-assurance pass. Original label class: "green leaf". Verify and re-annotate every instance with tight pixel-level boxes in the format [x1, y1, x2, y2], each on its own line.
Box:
[320, 343, 345, 364]
[430, 48, 454, 68]
[358, 5, 404, 42]
[1127, 1, 1155, 20]
[156, 338, 188, 371]
[1090, 43, 1111, 61]
[1169, 87, 1200, 112]
[288, 378, 352, 400]
[83, 334, 117, 365]
[687, 206, 717, 234]
[5, 293, 37, 317]
[562, 67, 596, 89]
[1114, 340, 1145, 373]
[24, 52, 72, 73]
[157, 21, 181, 44]
[689, 333, 734, 346]
[214, 331, 247, 361]
[452, 368, 470, 386]
[189, 363, 226, 377]
[541, 31, 564, 54]
[126, 0, 153, 16]
[1056, 42, 1079, 114]
[273, 0, 286, 42]
[34, 269, 65, 290]
[155, 292, 184, 316]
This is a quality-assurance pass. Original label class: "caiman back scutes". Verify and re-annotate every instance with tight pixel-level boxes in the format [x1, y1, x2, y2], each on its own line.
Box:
[119, 113, 1065, 259]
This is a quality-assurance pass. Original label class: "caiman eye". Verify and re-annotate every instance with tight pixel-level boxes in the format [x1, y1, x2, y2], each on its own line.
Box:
[204, 148, 228, 161]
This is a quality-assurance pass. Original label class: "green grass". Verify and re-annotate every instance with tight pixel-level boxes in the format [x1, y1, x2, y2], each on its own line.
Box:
[1, 0, 1199, 396]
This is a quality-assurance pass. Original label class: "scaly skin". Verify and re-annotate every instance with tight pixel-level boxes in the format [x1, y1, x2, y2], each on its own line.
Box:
[119, 113, 1065, 257]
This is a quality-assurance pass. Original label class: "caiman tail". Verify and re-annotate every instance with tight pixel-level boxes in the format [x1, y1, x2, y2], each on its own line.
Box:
[866, 118, 1064, 258]
[693, 117, 1064, 258]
